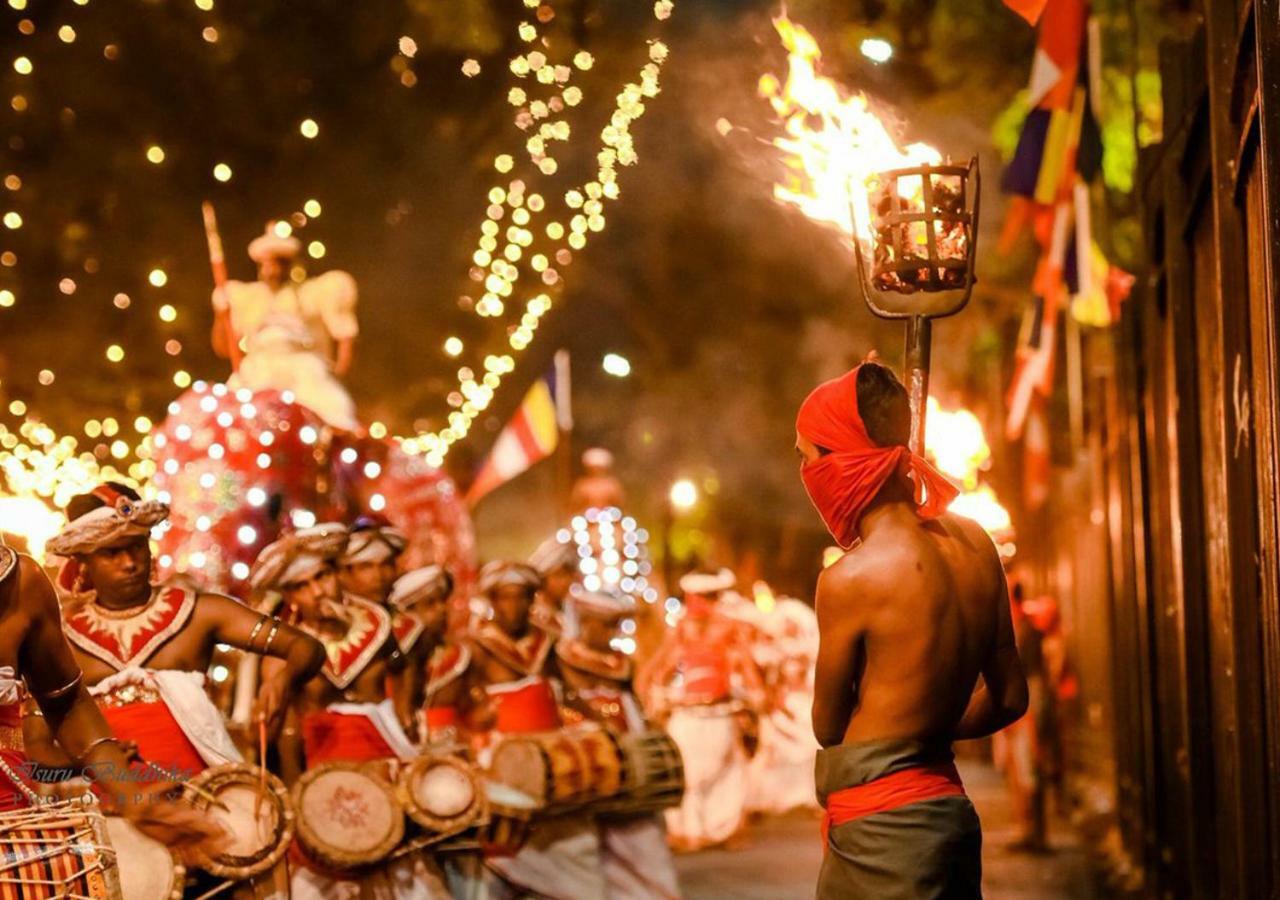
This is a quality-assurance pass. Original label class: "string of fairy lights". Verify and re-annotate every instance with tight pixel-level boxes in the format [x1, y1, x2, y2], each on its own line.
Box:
[403, 0, 674, 468]
[0, 1, 676, 520]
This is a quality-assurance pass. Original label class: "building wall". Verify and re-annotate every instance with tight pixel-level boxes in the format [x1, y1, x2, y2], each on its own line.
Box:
[1043, 1, 1280, 895]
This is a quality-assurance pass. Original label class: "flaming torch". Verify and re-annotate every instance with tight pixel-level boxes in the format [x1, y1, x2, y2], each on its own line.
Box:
[761, 17, 981, 454]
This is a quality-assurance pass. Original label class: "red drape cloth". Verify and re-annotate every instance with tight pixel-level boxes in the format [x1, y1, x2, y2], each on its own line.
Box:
[426, 706, 459, 729]
[796, 365, 958, 548]
[102, 700, 206, 781]
[489, 679, 560, 734]
[302, 710, 395, 766]
[821, 761, 966, 849]
[679, 645, 730, 705]
[0, 702, 29, 811]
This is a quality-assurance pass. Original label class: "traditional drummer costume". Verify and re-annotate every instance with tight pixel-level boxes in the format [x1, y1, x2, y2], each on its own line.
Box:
[253, 527, 449, 900]
[559, 590, 680, 900]
[388, 566, 451, 743]
[251, 526, 415, 766]
[529, 534, 580, 637]
[44, 492, 243, 779]
[433, 561, 608, 900]
[746, 598, 821, 817]
[0, 548, 35, 811]
[661, 569, 755, 850]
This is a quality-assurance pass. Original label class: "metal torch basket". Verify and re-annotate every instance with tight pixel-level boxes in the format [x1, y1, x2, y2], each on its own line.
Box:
[853, 156, 980, 319]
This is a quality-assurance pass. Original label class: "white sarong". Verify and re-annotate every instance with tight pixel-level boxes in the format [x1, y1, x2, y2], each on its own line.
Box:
[747, 690, 819, 815]
[664, 703, 747, 847]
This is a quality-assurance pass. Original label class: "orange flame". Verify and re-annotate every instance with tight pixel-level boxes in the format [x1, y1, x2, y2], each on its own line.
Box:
[759, 16, 941, 243]
[925, 397, 991, 490]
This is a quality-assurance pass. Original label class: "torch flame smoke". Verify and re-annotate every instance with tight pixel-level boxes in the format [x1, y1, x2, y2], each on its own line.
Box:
[760, 16, 941, 243]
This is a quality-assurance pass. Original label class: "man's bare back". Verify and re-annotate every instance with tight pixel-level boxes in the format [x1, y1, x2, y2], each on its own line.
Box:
[812, 505, 1017, 748]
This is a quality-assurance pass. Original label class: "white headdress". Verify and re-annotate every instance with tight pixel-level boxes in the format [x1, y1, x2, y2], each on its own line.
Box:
[572, 590, 633, 619]
[249, 523, 348, 591]
[388, 565, 453, 611]
[477, 560, 541, 595]
[341, 525, 407, 567]
[678, 567, 736, 597]
[248, 223, 302, 263]
[581, 448, 614, 469]
[528, 535, 578, 576]
[47, 494, 169, 558]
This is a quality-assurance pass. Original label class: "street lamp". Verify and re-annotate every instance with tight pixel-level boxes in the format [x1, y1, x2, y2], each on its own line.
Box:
[669, 478, 698, 511]
[663, 478, 699, 592]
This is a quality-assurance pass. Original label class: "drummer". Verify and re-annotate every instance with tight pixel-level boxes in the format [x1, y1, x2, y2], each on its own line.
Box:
[252, 524, 450, 899]
[25, 483, 324, 787]
[559, 589, 681, 900]
[0, 537, 224, 854]
[386, 565, 452, 743]
[426, 560, 608, 899]
[338, 516, 405, 609]
[250, 523, 411, 776]
[637, 568, 765, 852]
[529, 533, 581, 637]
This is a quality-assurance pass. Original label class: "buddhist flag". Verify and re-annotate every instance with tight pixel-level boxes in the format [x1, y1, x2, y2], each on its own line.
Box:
[466, 352, 572, 506]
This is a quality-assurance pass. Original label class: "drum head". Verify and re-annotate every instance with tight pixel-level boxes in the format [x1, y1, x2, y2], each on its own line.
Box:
[104, 815, 185, 900]
[397, 755, 482, 833]
[488, 738, 550, 807]
[293, 763, 404, 869]
[185, 763, 294, 880]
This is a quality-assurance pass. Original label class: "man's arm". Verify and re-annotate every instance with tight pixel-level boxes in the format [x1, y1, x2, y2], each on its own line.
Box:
[812, 564, 867, 748]
[17, 559, 224, 850]
[204, 594, 325, 734]
[334, 338, 354, 377]
[954, 572, 1029, 740]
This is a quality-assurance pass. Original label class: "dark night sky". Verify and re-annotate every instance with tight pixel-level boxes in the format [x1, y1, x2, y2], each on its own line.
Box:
[0, 0, 1037, 591]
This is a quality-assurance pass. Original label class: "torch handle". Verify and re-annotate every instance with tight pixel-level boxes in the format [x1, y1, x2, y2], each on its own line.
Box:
[905, 315, 932, 457]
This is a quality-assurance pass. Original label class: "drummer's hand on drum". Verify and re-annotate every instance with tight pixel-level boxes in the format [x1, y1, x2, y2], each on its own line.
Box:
[122, 790, 231, 861]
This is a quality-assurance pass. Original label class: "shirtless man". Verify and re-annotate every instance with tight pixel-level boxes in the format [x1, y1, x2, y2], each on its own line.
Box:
[26, 484, 324, 781]
[796, 361, 1029, 898]
[385, 565, 452, 741]
[426, 562, 606, 900]
[558, 590, 680, 900]
[0, 540, 223, 855]
[338, 519, 428, 732]
[529, 534, 582, 637]
[251, 524, 411, 778]
[252, 525, 447, 900]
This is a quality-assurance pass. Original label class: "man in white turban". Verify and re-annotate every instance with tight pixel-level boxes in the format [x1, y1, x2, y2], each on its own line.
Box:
[211, 221, 360, 430]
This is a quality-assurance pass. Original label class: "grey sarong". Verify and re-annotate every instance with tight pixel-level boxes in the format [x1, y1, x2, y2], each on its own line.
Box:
[815, 739, 982, 900]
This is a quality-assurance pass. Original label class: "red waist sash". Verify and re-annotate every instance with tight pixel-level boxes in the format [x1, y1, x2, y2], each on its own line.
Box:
[821, 761, 966, 847]
[302, 710, 395, 766]
[0, 749, 30, 812]
[426, 706, 459, 730]
[102, 700, 207, 782]
[487, 678, 560, 734]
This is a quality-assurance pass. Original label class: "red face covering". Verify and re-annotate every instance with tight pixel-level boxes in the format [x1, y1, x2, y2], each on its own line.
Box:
[796, 365, 958, 548]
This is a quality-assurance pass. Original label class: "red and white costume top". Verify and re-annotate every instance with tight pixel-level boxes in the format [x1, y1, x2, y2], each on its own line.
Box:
[427, 624, 560, 737]
[298, 595, 414, 765]
[62, 583, 241, 778]
[556, 639, 646, 734]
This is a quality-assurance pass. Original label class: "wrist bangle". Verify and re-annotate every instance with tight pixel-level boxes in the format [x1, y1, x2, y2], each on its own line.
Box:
[261, 621, 281, 654]
[80, 735, 123, 761]
[248, 616, 269, 649]
[32, 671, 83, 704]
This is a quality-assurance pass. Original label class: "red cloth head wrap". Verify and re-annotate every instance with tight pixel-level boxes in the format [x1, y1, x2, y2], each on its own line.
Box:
[796, 365, 958, 548]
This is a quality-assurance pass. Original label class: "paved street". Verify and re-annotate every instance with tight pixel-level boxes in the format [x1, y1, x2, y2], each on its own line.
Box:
[675, 760, 1100, 899]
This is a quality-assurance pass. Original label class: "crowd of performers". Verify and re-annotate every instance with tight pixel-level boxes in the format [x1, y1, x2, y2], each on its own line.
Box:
[0, 478, 821, 899]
